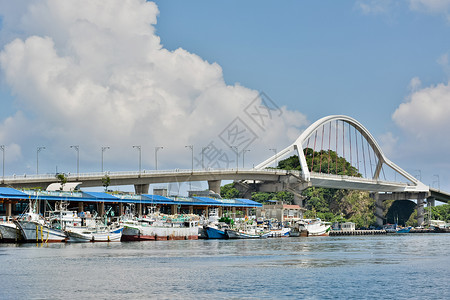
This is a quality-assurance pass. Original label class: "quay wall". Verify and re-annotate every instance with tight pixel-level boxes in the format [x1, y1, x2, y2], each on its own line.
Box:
[329, 230, 387, 236]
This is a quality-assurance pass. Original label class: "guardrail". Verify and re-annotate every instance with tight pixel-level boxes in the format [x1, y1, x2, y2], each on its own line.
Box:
[1, 168, 293, 181]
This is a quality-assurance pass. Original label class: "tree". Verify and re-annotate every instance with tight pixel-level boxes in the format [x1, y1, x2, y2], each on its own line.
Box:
[56, 173, 67, 191]
[220, 183, 240, 199]
[102, 175, 111, 192]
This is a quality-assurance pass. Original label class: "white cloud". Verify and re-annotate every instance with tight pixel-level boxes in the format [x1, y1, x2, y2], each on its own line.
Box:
[378, 131, 399, 158]
[0, 0, 308, 173]
[392, 80, 450, 141]
[355, 0, 394, 15]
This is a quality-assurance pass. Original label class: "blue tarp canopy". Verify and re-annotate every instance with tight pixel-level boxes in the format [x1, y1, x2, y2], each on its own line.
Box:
[0, 187, 29, 199]
[192, 197, 223, 205]
[235, 198, 262, 207]
[142, 194, 173, 203]
[82, 191, 123, 202]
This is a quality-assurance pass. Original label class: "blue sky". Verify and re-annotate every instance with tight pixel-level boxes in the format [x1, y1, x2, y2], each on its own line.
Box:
[0, 0, 450, 194]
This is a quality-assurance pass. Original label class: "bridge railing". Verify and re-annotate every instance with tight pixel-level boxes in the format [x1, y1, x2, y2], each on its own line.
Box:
[310, 172, 409, 186]
[1, 168, 292, 181]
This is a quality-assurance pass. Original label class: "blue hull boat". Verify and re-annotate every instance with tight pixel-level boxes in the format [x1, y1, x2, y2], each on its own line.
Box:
[205, 226, 228, 239]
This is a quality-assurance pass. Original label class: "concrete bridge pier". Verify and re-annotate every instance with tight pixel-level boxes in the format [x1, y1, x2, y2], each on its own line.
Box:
[78, 202, 84, 213]
[374, 193, 384, 227]
[5, 201, 12, 217]
[417, 196, 425, 226]
[134, 184, 149, 195]
[208, 180, 221, 195]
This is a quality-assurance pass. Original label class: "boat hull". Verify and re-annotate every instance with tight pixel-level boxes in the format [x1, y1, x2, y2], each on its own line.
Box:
[122, 225, 198, 241]
[225, 229, 270, 239]
[67, 227, 123, 242]
[205, 226, 228, 239]
[0, 222, 22, 242]
[15, 220, 66, 243]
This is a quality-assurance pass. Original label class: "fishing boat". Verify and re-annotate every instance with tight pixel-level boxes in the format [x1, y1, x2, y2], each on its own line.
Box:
[14, 201, 67, 243]
[205, 223, 230, 239]
[289, 221, 308, 237]
[384, 224, 411, 233]
[294, 219, 331, 236]
[122, 215, 199, 241]
[225, 222, 270, 239]
[66, 225, 123, 242]
[0, 218, 22, 242]
[225, 228, 271, 239]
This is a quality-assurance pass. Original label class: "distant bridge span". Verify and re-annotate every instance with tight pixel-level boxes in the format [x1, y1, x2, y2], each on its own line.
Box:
[1, 115, 447, 225]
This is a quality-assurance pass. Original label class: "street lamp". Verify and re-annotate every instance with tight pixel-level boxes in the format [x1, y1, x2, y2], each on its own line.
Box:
[70, 145, 79, 177]
[414, 169, 422, 181]
[185, 145, 193, 173]
[133, 145, 141, 175]
[37, 146, 46, 175]
[101, 146, 110, 172]
[155, 146, 163, 170]
[230, 146, 238, 171]
[433, 174, 440, 190]
[242, 149, 250, 169]
[269, 148, 277, 167]
[201, 146, 209, 169]
[0, 145, 4, 182]
[185, 145, 194, 192]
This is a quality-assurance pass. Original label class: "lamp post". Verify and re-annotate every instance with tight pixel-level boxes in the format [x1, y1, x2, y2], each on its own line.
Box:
[414, 169, 422, 181]
[269, 148, 277, 167]
[101, 146, 110, 172]
[201, 146, 209, 169]
[155, 146, 163, 170]
[37, 146, 46, 175]
[0, 145, 4, 182]
[70, 145, 79, 177]
[133, 145, 141, 175]
[185, 145, 194, 192]
[230, 146, 238, 171]
[433, 174, 440, 190]
[242, 149, 250, 169]
[185, 145, 193, 173]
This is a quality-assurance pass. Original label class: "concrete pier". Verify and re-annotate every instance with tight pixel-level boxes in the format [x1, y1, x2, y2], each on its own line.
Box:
[329, 230, 387, 236]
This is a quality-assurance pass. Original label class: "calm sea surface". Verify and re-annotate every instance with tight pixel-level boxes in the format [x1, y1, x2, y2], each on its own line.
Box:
[0, 234, 449, 300]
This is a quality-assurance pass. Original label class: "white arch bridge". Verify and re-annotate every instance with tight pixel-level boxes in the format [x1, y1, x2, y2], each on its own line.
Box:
[1, 115, 447, 226]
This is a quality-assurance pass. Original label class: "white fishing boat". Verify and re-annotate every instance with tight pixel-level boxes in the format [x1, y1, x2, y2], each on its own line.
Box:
[66, 225, 123, 242]
[14, 201, 67, 243]
[122, 214, 199, 241]
[225, 222, 270, 239]
[0, 218, 22, 242]
[295, 219, 331, 236]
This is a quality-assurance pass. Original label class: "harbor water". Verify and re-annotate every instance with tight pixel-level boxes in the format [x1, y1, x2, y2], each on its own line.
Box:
[0, 234, 449, 299]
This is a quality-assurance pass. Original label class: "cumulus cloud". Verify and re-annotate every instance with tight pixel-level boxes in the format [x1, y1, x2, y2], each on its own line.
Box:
[0, 0, 307, 173]
[392, 79, 450, 142]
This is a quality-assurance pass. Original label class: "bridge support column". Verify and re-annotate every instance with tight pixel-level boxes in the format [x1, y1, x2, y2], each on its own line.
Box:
[171, 204, 178, 215]
[98, 202, 105, 216]
[5, 201, 12, 217]
[78, 202, 84, 213]
[134, 184, 149, 195]
[427, 197, 435, 207]
[119, 202, 124, 216]
[417, 196, 425, 226]
[208, 180, 221, 195]
[189, 205, 194, 214]
[374, 193, 384, 227]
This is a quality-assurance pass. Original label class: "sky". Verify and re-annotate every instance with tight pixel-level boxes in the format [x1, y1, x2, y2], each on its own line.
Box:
[0, 0, 450, 194]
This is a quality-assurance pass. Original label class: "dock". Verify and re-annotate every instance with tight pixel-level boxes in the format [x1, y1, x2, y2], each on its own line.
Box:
[329, 230, 387, 236]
